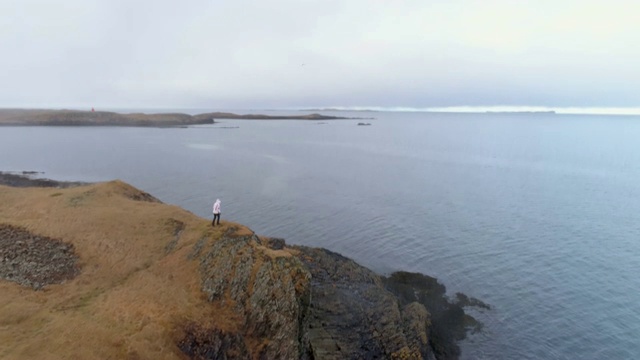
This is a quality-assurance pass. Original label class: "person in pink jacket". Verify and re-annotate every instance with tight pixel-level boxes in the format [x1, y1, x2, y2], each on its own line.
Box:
[212, 199, 221, 226]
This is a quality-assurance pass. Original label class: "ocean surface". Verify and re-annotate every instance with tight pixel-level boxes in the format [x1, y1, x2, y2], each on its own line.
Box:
[1, 110, 639, 359]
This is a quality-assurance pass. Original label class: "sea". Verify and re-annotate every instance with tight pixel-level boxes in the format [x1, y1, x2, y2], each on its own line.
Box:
[1, 110, 639, 359]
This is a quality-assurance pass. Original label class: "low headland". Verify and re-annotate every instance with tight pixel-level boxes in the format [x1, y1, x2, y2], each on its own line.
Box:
[0, 109, 353, 127]
[0, 172, 488, 359]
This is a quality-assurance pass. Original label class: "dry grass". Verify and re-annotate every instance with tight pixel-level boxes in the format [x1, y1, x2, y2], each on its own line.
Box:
[0, 181, 254, 359]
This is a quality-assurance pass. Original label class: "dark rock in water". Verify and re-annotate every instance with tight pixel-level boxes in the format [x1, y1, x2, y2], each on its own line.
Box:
[455, 292, 491, 310]
[383, 271, 489, 360]
[293, 246, 436, 360]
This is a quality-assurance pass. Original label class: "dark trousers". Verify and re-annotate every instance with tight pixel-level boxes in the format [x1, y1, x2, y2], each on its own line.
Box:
[212, 213, 220, 225]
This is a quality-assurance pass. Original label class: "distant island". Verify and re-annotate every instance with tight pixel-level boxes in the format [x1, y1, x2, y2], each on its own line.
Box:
[300, 108, 380, 112]
[485, 110, 556, 114]
[0, 109, 354, 127]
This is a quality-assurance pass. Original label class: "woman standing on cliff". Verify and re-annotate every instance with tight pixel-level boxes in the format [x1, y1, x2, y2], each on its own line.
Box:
[212, 199, 221, 226]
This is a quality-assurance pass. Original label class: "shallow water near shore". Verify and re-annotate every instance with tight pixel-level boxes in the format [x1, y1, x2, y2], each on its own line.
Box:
[1, 111, 640, 359]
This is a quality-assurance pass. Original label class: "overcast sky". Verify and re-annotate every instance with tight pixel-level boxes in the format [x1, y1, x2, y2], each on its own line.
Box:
[1, 0, 639, 110]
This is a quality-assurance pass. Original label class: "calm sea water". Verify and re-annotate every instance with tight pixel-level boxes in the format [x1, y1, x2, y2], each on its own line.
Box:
[1, 111, 640, 359]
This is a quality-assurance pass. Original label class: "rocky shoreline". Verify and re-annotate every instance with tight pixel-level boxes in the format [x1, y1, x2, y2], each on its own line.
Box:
[0, 109, 354, 127]
[0, 173, 488, 359]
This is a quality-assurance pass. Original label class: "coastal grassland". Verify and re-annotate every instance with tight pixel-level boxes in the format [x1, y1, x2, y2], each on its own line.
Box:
[0, 181, 252, 359]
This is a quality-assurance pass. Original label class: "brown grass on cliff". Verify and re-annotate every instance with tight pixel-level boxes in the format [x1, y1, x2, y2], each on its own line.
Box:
[0, 181, 254, 359]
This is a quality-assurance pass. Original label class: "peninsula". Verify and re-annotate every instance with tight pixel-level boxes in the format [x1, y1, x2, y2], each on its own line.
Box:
[0, 109, 352, 127]
[0, 173, 487, 359]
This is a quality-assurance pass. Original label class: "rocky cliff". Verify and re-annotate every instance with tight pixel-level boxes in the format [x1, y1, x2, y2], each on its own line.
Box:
[0, 178, 485, 359]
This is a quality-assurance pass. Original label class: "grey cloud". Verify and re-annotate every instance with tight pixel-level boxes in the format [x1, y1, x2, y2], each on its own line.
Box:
[1, 0, 639, 109]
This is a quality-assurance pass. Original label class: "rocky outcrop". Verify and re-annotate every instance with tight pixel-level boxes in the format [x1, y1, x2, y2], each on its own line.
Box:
[293, 246, 435, 360]
[383, 272, 490, 360]
[192, 230, 311, 359]
[0, 224, 80, 290]
[181, 232, 476, 359]
[180, 234, 487, 360]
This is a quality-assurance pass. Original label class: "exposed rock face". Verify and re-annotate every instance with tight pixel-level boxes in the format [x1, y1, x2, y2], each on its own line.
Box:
[182, 236, 485, 360]
[293, 246, 435, 360]
[402, 302, 433, 357]
[171, 228, 490, 359]
[182, 232, 440, 359]
[383, 272, 489, 360]
[0, 224, 80, 290]
[195, 231, 311, 359]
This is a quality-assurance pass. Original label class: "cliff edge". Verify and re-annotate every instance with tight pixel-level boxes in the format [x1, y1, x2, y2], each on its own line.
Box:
[0, 180, 485, 359]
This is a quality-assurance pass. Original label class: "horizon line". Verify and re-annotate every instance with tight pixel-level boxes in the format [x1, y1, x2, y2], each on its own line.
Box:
[2, 105, 640, 116]
[292, 106, 640, 116]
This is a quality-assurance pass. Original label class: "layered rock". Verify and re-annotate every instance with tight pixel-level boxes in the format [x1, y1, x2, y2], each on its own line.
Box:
[185, 232, 311, 359]
[293, 246, 435, 359]
[179, 233, 441, 359]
